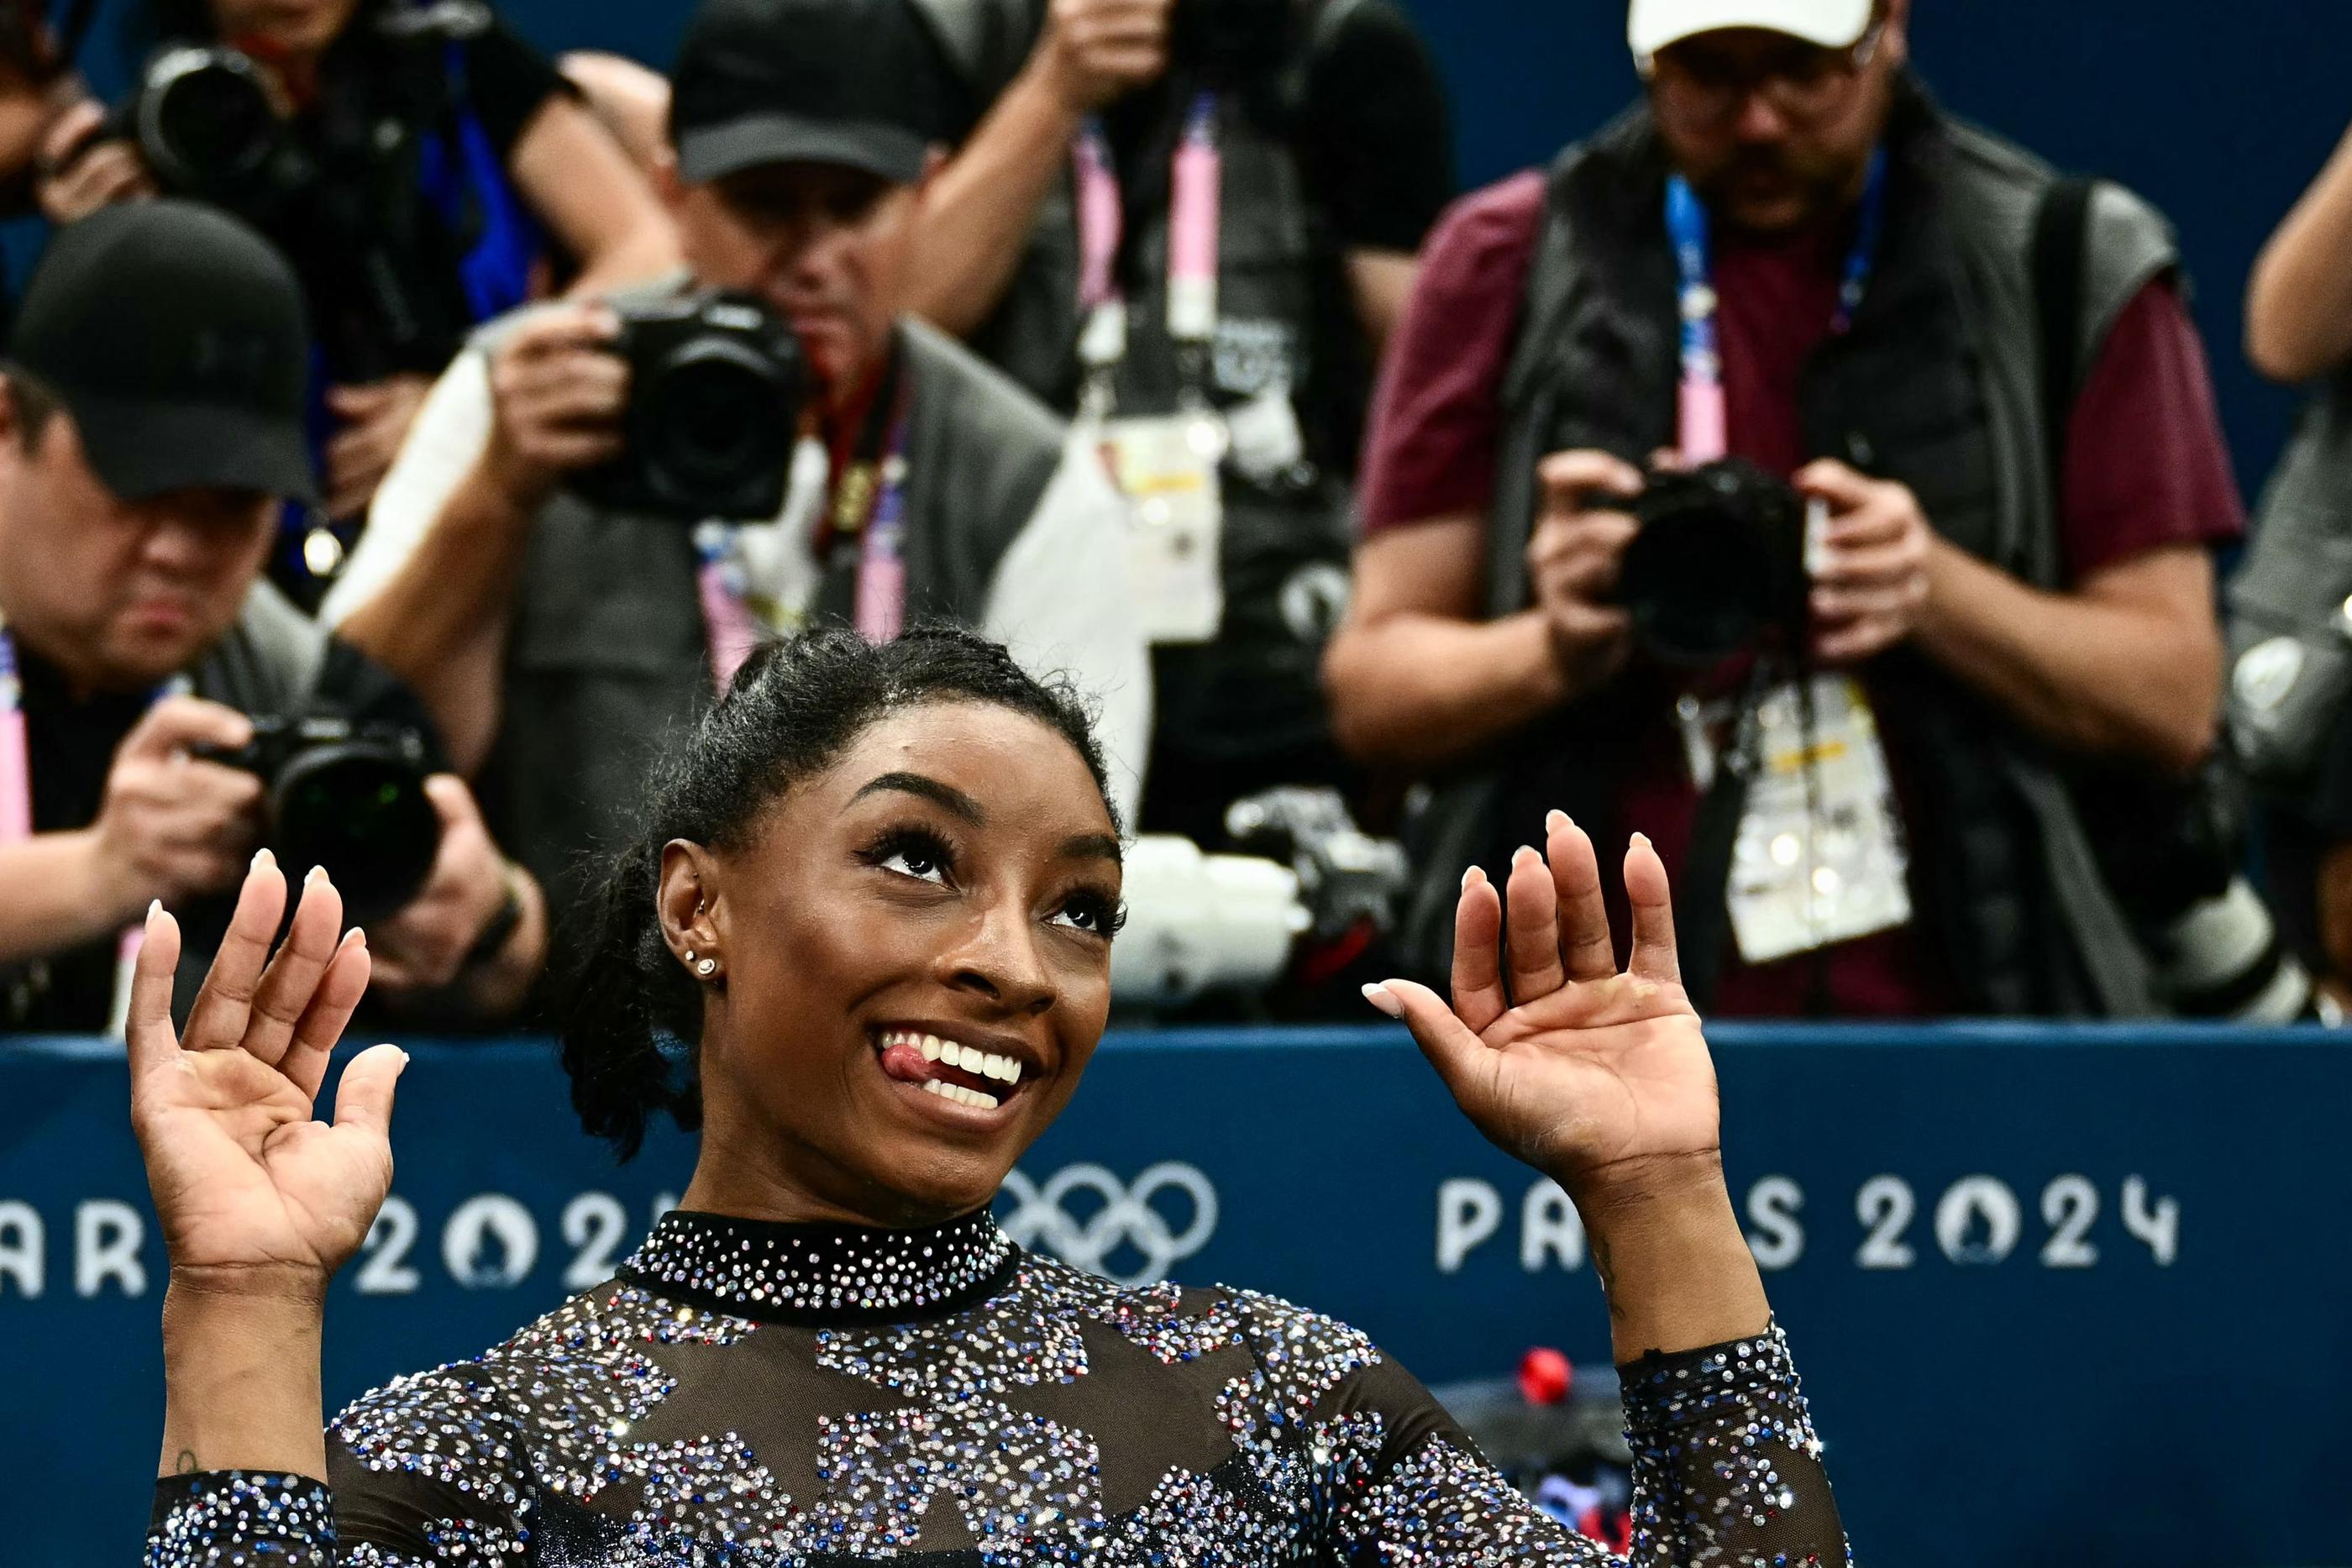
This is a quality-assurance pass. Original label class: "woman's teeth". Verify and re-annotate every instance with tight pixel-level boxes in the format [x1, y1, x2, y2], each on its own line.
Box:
[878, 1029, 1023, 1083]
[921, 1079, 1000, 1109]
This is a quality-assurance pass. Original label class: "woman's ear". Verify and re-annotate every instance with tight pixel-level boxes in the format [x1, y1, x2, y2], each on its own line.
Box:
[657, 839, 726, 978]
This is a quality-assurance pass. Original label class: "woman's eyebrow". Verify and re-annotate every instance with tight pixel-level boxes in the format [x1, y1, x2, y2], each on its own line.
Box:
[1058, 833, 1124, 866]
[848, 772, 985, 823]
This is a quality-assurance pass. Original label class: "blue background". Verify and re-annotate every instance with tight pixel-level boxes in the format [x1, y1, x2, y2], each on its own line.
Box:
[38, 0, 2347, 500]
[8, 1024, 2350, 1565]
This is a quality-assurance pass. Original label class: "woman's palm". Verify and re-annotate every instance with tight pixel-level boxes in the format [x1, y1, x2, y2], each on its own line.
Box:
[1378, 817, 1720, 1195]
[128, 859, 405, 1289]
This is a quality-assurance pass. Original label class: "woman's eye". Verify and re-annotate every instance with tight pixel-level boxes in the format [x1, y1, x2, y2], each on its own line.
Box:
[869, 832, 953, 885]
[1052, 894, 1124, 937]
[882, 847, 947, 883]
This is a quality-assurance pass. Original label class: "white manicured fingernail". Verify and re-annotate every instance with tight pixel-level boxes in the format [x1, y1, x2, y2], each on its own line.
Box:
[251, 847, 274, 873]
[1631, 832, 1654, 851]
[1546, 809, 1570, 834]
[146, 899, 161, 922]
[305, 864, 326, 886]
[1460, 864, 1479, 890]
[1361, 983, 1404, 1020]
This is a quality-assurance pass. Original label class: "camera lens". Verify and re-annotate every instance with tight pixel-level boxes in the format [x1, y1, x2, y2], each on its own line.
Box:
[270, 747, 438, 927]
[1625, 512, 1777, 663]
[1620, 460, 1809, 664]
[639, 341, 790, 509]
[142, 50, 279, 194]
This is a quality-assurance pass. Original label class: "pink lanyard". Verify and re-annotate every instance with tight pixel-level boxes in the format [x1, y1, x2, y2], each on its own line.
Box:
[692, 403, 915, 690]
[1073, 91, 1223, 374]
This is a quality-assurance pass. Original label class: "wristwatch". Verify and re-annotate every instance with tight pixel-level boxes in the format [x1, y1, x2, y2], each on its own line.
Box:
[463, 863, 528, 972]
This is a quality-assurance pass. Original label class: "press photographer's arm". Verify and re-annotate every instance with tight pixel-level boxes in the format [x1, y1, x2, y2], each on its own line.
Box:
[1802, 459, 2224, 773]
[336, 306, 626, 774]
[1325, 449, 1642, 771]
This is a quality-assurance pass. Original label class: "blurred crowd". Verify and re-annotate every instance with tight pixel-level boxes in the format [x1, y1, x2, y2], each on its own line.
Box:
[1, 0, 2349, 1032]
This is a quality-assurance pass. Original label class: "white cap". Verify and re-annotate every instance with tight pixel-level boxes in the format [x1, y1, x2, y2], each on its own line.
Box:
[1628, 0, 1872, 58]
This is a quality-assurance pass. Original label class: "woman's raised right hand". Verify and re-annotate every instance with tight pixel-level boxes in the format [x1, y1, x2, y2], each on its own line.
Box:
[128, 852, 407, 1300]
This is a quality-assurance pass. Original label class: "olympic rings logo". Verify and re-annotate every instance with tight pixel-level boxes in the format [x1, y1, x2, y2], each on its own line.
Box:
[995, 1162, 1219, 1286]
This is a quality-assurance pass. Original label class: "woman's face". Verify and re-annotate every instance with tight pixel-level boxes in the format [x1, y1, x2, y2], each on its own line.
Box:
[670, 701, 1123, 1225]
[205, 0, 361, 59]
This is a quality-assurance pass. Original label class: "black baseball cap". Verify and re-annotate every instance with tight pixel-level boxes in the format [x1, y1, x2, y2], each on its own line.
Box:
[669, 0, 956, 187]
[8, 200, 316, 504]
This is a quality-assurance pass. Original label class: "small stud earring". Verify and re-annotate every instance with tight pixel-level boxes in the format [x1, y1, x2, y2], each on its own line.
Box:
[696, 957, 718, 978]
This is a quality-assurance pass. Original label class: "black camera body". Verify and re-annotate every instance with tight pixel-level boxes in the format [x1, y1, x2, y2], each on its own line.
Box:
[1618, 458, 1810, 665]
[571, 290, 809, 522]
[199, 716, 440, 926]
[107, 44, 305, 213]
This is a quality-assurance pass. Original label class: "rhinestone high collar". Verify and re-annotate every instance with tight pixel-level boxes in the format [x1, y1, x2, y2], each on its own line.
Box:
[616, 1208, 1019, 1325]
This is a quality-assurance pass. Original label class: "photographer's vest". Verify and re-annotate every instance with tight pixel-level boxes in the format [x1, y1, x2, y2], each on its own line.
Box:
[476, 310, 1065, 946]
[910, 0, 1362, 774]
[1422, 86, 2179, 1015]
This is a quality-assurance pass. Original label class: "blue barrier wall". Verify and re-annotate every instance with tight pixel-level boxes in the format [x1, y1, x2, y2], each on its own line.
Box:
[7, 1024, 2349, 1566]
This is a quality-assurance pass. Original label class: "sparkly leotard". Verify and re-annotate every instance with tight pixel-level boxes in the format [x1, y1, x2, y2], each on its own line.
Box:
[145, 1209, 1848, 1565]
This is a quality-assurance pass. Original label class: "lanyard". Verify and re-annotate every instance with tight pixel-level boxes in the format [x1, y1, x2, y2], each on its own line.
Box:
[693, 353, 916, 685]
[0, 621, 187, 1035]
[1073, 92, 1223, 393]
[1666, 146, 1887, 463]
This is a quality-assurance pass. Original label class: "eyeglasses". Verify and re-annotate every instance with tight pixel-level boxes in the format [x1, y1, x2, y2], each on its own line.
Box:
[1640, 21, 1886, 126]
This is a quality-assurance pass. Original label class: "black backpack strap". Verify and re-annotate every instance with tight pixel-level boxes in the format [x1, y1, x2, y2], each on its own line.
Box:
[2030, 175, 2097, 485]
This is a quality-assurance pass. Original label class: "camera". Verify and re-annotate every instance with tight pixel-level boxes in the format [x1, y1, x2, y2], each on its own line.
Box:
[1225, 786, 1410, 944]
[570, 290, 809, 521]
[197, 716, 441, 927]
[1109, 789, 1409, 1013]
[1618, 459, 1810, 665]
[2075, 756, 2323, 1023]
[106, 45, 303, 212]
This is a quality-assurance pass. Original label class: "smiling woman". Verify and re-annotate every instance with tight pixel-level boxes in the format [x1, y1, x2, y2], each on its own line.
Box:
[129, 623, 1851, 1565]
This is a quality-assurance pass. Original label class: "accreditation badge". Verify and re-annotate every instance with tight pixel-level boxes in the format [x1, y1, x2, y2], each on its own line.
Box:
[1097, 412, 1226, 644]
[1710, 674, 1914, 964]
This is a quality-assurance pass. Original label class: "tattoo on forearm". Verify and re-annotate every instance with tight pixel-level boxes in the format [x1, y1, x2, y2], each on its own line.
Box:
[175, 1450, 199, 1475]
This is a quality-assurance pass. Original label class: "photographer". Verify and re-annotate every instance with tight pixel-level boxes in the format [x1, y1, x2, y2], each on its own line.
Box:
[0, 202, 546, 1033]
[2223, 118, 2352, 1002]
[896, 0, 1454, 842]
[325, 0, 1148, 947]
[34, 0, 677, 579]
[1326, 0, 2254, 1017]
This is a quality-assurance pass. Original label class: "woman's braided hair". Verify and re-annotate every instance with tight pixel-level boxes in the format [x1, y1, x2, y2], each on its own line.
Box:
[559, 624, 1115, 1160]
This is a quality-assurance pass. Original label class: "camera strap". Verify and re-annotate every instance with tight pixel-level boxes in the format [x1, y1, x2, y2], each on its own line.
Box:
[824, 351, 916, 647]
[0, 620, 190, 1036]
[1072, 91, 1222, 407]
[1662, 151, 1898, 1009]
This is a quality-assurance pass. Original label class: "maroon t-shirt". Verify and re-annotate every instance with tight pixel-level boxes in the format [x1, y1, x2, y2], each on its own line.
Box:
[1360, 172, 2246, 1017]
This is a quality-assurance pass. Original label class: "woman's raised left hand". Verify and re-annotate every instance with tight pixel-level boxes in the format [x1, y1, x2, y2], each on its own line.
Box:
[1367, 812, 1721, 1207]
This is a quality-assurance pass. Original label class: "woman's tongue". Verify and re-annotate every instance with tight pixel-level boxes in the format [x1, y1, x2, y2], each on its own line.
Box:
[879, 1040, 934, 1083]
[879, 1040, 993, 1093]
